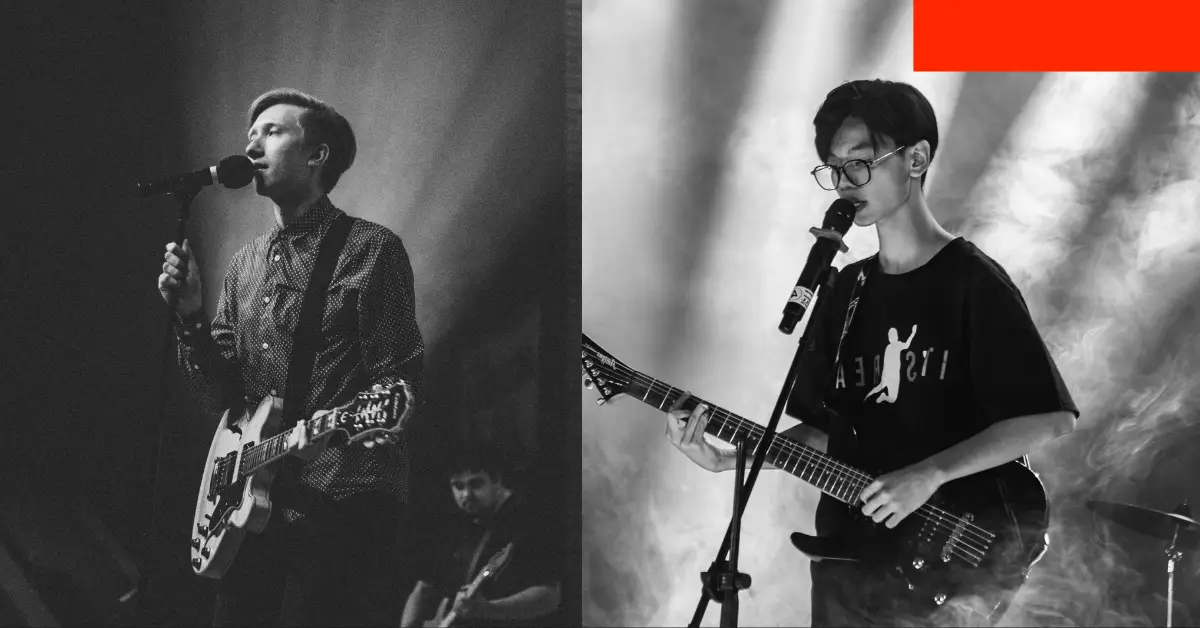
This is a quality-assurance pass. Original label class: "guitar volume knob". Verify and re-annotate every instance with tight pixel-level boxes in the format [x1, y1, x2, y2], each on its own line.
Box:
[934, 593, 947, 605]
[912, 558, 924, 570]
[192, 558, 202, 570]
[191, 538, 201, 550]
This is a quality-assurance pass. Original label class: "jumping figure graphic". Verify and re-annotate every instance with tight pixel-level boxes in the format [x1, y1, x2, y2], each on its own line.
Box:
[865, 324, 918, 404]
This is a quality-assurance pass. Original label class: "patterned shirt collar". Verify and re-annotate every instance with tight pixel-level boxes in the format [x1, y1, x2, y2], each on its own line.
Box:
[268, 194, 340, 244]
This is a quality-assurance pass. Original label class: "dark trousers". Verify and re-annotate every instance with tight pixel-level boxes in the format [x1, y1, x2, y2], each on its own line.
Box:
[212, 491, 402, 627]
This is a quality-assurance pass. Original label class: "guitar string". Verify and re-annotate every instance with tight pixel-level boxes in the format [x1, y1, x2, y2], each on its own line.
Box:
[594, 353, 995, 553]
[584, 346, 995, 547]
[233, 396, 395, 479]
[585, 349, 993, 559]
[590, 357, 988, 564]
[610, 359, 993, 554]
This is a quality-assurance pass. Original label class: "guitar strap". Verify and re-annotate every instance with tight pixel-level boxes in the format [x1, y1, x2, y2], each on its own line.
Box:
[281, 211, 354, 431]
[464, 527, 496, 586]
[272, 212, 354, 521]
[831, 254, 877, 367]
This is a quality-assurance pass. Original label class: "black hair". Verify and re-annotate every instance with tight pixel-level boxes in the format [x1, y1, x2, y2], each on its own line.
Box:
[813, 79, 939, 188]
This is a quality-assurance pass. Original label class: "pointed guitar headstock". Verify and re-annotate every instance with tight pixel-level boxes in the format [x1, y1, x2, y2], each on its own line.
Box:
[582, 333, 635, 405]
[323, 380, 414, 442]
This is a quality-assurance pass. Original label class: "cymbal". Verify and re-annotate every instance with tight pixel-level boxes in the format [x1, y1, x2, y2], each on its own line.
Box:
[1087, 500, 1199, 541]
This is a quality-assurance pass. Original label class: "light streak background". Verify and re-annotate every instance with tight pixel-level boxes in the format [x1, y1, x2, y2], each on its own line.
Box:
[582, 0, 1200, 625]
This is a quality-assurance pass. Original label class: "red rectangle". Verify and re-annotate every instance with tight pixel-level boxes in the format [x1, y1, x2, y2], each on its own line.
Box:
[915, 0, 1200, 71]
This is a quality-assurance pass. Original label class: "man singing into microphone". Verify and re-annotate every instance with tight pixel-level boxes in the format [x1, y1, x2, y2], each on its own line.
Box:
[158, 88, 423, 626]
[661, 79, 1078, 626]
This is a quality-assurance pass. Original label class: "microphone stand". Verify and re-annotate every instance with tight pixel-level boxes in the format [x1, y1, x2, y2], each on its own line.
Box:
[688, 265, 840, 628]
[133, 181, 200, 624]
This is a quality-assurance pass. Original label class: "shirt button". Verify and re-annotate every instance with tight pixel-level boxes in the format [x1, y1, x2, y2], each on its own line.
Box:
[274, 254, 281, 262]
[270, 389, 277, 396]
[262, 342, 269, 350]
[263, 296, 270, 304]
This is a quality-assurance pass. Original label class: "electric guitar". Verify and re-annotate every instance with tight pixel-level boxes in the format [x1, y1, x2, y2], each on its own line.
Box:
[582, 333, 1049, 624]
[190, 381, 414, 578]
[425, 543, 515, 627]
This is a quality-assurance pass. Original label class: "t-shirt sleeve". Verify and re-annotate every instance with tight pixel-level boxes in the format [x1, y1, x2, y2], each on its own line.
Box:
[785, 265, 852, 433]
[966, 259, 1079, 426]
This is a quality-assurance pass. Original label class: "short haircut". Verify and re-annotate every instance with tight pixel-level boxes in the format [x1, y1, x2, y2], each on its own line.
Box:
[247, 88, 357, 192]
[446, 447, 512, 485]
[813, 79, 939, 188]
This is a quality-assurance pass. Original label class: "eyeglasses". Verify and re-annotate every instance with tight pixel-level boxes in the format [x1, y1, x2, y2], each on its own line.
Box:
[810, 145, 906, 191]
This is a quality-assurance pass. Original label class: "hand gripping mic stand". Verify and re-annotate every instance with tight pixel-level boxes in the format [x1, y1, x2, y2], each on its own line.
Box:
[688, 221, 850, 628]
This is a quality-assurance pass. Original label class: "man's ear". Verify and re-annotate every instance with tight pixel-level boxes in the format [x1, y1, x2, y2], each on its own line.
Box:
[308, 143, 329, 168]
[909, 140, 931, 179]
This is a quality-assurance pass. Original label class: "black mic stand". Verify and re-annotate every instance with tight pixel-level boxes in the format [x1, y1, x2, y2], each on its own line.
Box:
[688, 265, 840, 628]
[132, 181, 200, 624]
[699, 439, 752, 627]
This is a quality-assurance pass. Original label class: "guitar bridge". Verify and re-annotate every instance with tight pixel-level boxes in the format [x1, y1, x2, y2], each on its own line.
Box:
[941, 513, 974, 563]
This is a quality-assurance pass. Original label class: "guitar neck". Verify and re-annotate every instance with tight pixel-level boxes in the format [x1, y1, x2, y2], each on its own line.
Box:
[238, 411, 345, 479]
[624, 370, 874, 505]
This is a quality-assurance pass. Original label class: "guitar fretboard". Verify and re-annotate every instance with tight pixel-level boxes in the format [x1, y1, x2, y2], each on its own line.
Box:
[624, 373, 875, 505]
[237, 410, 343, 479]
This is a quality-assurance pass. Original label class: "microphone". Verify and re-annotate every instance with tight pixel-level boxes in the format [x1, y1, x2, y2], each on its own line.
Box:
[137, 155, 258, 197]
[779, 198, 856, 334]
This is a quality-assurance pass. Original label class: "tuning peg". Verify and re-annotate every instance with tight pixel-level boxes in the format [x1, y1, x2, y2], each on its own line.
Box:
[584, 360, 593, 368]
[596, 397, 606, 406]
[583, 378, 594, 389]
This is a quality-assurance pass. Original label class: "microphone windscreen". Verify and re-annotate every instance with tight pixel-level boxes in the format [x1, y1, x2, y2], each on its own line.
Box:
[217, 155, 256, 189]
[822, 198, 856, 234]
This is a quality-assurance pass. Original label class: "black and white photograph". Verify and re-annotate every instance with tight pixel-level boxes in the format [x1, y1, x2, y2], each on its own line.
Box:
[2, 1, 579, 626]
[582, 0, 1200, 626]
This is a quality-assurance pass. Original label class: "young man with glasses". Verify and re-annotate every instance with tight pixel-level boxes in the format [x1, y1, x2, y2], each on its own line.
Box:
[663, 79, 1079, 625]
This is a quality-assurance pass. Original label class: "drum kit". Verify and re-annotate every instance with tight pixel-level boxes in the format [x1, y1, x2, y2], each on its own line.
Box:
[1087, 499, 1197, 627]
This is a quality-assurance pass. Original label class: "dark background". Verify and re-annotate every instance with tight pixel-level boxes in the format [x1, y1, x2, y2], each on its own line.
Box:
[0, 0, 579, 625]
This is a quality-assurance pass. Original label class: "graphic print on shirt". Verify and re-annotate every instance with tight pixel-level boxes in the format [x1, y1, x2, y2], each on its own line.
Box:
[864, 325, 917, 404]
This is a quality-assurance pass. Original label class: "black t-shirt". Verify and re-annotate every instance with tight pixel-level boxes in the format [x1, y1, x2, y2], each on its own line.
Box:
[420, 495, 563, 627]
[787, 237, 1078, 536]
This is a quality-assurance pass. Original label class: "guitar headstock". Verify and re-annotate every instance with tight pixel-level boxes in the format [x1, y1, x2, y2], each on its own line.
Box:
[582, 333, 634, 405]
[324, 380, 414, 442]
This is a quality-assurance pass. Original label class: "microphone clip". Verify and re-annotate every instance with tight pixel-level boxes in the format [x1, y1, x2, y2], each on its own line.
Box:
[808, 227, 849, 254]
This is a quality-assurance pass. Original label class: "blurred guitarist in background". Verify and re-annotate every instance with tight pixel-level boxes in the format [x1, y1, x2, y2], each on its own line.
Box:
[400, 449, 562, 627]
[158, 87, 424, 626]
[661, 79, 1079, 626]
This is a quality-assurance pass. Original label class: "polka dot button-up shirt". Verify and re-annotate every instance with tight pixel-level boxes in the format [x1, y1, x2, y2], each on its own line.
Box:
[175, 195, 424, 522]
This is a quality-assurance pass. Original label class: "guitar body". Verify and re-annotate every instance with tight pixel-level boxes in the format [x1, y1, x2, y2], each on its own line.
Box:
[191, 395, 286, 579]
[790, 458, 1049, 623]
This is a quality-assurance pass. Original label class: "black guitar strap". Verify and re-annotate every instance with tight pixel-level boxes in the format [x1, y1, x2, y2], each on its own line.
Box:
[281, 211, 354, 431]
[831, 254, 878, 367]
